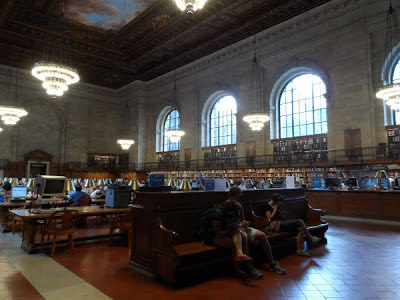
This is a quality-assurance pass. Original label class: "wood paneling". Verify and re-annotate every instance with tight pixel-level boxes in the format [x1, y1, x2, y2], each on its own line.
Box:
[306, 190, 400, 221]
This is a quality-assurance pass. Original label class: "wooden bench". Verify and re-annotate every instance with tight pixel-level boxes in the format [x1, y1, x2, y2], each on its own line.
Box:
[248, 196, 328, 258]
[130, 189, 310, 286]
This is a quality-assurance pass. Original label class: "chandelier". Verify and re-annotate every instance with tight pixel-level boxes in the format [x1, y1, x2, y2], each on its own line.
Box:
[243, 0, 270, 131]
[165, 129, 185, 143]
[0, 68, 28, 126]
[117, 139, 135, 150]
[376, 2, 400, 110]
[117, 102, 134, 150]
[32, 62, 79, 97]
[174, 0, 208, 14]
[165, 56, 185, 142]
[31, 0, 79, 98]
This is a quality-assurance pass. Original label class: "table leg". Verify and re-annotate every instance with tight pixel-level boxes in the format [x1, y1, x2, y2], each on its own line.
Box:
[21, 219, 39, 254]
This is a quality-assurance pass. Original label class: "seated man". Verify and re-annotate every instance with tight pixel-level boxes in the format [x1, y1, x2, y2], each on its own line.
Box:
[69, 185, 91, 206]
[266, 193, 321, 257]
[90, 186, 104, 199]
[225, 187, 286, 275]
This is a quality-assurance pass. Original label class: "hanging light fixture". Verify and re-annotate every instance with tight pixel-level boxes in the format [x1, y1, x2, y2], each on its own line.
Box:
[117, 102, 135, 150]
[174, 0, 208, 14]
[243, 0, 270, 131]
[376, 1, 400, 110]
[31, 0, 79, 98]
[0, 68, 28, 126]
[165, 51, 185, 142]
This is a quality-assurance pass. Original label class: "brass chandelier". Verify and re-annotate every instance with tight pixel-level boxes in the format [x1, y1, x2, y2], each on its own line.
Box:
[173, 0, 208, 14]
[376, 1, 400, 110]
[243, 0, 270, 131]
[0, 68, 28, 126]
[31, 0, 79, 98]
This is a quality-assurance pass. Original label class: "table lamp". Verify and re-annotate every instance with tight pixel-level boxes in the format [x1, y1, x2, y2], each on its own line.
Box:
[129, 179, 140, 191]
[375, 170, 388, 190]
[180, 179, 192, 191]
[0, 178, 3, 185]
[11, 178, 18, 186]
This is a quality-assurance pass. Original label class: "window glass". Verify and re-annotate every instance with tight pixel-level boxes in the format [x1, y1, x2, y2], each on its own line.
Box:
[279, 74, 327, 138]
[163, 109, 180, 151]
[210, 96, 237, 146]
[392, 60, 400, 124]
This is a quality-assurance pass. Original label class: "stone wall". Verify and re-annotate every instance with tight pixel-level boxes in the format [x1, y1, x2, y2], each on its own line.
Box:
[0, 0, 396, 169]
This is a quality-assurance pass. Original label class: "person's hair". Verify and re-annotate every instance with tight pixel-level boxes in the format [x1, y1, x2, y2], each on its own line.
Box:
[75, 185, 82, 192]
[228, 186, 241, 198]
[271, 193, 283, 203]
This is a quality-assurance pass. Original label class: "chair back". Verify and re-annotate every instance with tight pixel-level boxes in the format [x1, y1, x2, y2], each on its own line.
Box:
[77, 197, 90, 206]
[47, 210, 78, 231]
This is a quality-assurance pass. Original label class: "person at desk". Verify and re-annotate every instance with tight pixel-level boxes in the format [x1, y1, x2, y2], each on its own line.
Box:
[69, 185, 91, 206]
[3, 181, 11, 196]
[90, 186, 104, 199]
[360, 175, 374, 189]
[197, 171, 205, 190]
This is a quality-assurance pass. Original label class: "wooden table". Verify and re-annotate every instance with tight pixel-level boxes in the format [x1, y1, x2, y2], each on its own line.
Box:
[0, 199, 105, 232]
[10, 206, 129, 254]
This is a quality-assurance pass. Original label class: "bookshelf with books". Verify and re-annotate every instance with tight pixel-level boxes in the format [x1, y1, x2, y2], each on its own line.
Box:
[387, 126, 400, 158]
[272, 134, 328, 163]
[203, 145, 237, 167]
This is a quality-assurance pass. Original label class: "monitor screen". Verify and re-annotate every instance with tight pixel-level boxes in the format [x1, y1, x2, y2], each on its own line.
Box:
[12, 186, 27, 199]
[346, 178, 358, 187]
[191, 182, 198, 188]
[43, 180, 65, 195]
[325, 177, 340, 188]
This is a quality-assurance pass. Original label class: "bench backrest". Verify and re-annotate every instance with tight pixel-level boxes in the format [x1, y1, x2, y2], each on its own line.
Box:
[250, 196, 308, 221]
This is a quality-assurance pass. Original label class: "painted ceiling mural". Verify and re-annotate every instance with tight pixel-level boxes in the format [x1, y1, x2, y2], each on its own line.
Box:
[68, 0, 158, 30]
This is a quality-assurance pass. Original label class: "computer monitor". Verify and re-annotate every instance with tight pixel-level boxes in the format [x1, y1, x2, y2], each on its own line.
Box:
[12, 185, 27, 199]
[346, 177, 358, 188]
[34, 175, 67, 197]
[325, 177, 340, 188]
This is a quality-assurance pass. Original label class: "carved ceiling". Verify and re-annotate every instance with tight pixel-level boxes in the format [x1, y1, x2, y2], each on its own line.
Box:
[0, 0, 333, 89]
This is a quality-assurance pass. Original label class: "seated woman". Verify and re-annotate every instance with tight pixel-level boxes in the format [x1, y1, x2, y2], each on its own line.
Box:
[266, 193, 321, 256]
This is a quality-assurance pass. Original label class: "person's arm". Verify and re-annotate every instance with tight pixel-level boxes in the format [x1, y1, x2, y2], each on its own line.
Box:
[239, 206, 249, 227]
[266, 204, 278, 220]
[212, 220, 230, 237]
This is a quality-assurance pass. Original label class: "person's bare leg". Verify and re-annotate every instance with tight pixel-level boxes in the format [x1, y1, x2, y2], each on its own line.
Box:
[232, 230, 246, 257]
[297, 230, 304, 251]
[255, 230, 275, 264]
[299, 220, 313, 240]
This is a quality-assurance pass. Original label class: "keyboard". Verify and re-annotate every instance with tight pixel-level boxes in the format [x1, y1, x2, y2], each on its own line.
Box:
[9, 198, 26, 203]
[31, 208, 63, 214]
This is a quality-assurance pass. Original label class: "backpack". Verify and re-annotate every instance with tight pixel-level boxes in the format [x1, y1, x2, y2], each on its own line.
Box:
[198, 205, 223, 244]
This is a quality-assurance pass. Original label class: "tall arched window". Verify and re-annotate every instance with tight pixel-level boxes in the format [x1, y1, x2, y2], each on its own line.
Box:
[210, 96, 237, 146]
[163, 109, 180, 151]
[392, 60, 400, 124]
[279, 74, 327, 138]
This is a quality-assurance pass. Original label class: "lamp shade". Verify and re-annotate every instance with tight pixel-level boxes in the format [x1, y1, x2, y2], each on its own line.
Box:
[128, 179, 140, 191]
[65, 179, 75, 192]
[11, 178, 18, 186]
[83, 179, 94, 188]
[180, 179, 192, 191]
[26, 178, 35, 191]
[0, 178, 3, 185]
[375, 170, 388, 179]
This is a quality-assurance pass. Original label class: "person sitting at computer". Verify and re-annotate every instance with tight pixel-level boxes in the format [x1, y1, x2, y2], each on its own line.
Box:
[69, 185, 91, 206]
[90, 186, 104, 199]
[3, 181, 11, 195]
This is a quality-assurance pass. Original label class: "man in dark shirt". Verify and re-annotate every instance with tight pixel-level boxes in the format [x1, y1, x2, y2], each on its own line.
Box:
[69, 185, 91, 206]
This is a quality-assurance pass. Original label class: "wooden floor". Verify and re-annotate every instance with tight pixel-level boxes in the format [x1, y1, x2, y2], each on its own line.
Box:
[1, 219, 400, 299]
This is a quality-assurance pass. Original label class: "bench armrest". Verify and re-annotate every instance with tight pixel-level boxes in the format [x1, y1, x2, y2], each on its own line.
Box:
[156, 218, 179, 255]
[250, 210, 269, 231]
[306, 205, 326, 226]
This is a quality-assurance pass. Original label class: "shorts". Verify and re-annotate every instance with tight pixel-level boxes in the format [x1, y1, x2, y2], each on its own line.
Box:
[280, 219, 302, 233]
[239, 226, 258, 245]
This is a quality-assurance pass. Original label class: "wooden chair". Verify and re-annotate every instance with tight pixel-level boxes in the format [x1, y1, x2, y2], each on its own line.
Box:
[109, 211, 132, 247]
[41, 209, 78, 257]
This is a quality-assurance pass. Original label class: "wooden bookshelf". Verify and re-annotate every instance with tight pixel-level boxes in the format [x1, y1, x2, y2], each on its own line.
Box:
[203, 145, 237, 167]
[272, 134, 328, 163]
[387, 126, 400, 158]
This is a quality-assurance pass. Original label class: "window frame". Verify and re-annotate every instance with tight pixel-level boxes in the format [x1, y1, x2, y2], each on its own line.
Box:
[209, 95, 237, 147]
[278, 73, 328, 139]
[163, 109, 181, 152]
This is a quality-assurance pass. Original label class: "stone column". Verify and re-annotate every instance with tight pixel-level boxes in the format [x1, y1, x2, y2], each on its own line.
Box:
[137, 102, 145, 170]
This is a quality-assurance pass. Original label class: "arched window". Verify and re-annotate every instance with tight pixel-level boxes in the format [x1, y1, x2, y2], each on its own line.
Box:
[279, 74, 327, 138]
[210, 96, 237, 146]
[392, 60, 400, 124]
[163, 109, 180, 151]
